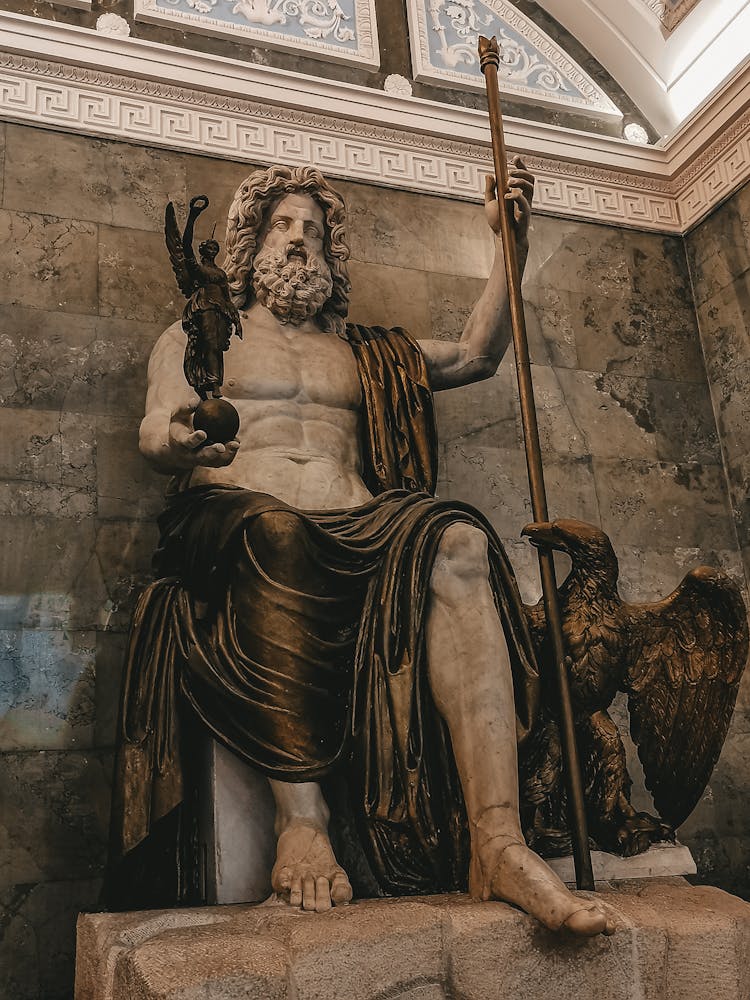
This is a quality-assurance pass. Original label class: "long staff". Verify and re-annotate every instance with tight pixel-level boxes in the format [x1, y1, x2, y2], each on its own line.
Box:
[479, 35, 594, 892]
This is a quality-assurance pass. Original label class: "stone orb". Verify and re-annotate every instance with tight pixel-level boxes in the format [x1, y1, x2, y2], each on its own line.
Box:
[194, 399, 240, 444]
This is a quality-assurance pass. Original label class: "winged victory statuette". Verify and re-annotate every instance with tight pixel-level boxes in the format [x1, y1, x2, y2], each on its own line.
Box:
[519, 519, 748, 858]
[165, 195, 242, 443]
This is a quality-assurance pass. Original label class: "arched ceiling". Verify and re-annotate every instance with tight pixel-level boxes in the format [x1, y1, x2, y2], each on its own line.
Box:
[539, 0, 750, 135]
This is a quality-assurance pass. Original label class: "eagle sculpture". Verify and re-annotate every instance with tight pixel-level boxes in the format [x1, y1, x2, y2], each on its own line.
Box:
[517, 519, 748, 858]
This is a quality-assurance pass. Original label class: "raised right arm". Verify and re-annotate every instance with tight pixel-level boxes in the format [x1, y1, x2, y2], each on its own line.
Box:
[139, 322, 239, 474]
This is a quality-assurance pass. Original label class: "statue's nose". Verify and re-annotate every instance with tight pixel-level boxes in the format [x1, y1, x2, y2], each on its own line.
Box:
[289, 221, 305, 244]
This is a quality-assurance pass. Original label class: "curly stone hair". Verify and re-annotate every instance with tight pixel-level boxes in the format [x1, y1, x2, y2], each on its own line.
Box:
[223, 165, 351, 336]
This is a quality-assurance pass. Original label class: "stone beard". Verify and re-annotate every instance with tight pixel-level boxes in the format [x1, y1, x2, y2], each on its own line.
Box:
[252, 244, 334, 325]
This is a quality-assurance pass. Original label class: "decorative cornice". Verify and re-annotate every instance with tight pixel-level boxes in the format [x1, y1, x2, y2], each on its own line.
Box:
[0, 12, 747, 233]
[674, 105, 750, 230]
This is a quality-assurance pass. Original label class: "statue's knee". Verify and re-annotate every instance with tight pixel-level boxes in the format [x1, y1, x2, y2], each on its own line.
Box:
[250, 509, 307, 562]
[430, 523, 490, 600]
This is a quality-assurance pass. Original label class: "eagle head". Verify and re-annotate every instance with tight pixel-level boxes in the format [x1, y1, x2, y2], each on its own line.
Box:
[521, 519, 619, 592]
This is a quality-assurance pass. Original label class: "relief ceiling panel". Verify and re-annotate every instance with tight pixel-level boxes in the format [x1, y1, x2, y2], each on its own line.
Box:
[134, 0, 379, 68]
[407, 0, 621, 118]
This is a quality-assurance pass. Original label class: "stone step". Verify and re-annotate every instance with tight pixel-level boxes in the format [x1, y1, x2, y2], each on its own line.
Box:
[75, 880, 750, 1000]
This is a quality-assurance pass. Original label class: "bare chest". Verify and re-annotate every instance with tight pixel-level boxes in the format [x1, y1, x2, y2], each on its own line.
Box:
[221, 321, 361, 412]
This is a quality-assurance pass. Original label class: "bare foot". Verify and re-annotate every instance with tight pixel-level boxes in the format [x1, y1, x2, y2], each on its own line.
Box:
[470, 831, 615, 937]
[271, 820, 353, 913]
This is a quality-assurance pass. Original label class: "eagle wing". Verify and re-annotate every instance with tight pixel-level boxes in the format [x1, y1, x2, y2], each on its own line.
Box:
[624, 567, 748, 827]
[165, 201, 199, 298]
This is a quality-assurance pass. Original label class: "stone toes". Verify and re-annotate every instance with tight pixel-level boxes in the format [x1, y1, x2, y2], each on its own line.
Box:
[273, 866, 292, 892]
[289, 876, 303, 907]
[331, 871, 353, 905]
[315, 876, 332, 912]
[302, 874, 316, 910]
[562, 905, 613, 938]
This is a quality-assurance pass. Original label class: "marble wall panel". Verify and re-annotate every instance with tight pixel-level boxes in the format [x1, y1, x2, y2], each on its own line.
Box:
[0, 629, 96, 751]
[686, 182, 750, 307]
[346, 260, 432, 339]
[543, 369, 721, 465]
[522, 284, 581, 369]
[694, 273, 750, 383]
[688, 181, 750, 601]
[98, 224, 181, 326]
[0, 516, 103, 632]
[0, 122, 6, 205]
[592, 457, 734, 551]
[424, 272, 486, 343]
[94, 519, 161, 633]
[441, 443, 600, 537]
[0, 306, 163, 417]
[185, 157, 256, 232]
[0, 750, 111, 887]
[0, 210, 98, 316]
[341, 182, 433, 272]
[94, 631, 128, 750]
[615, 545, 746, 605]
[96, 416, 167, 521]
[4, 126, 188, 233]
[531, 218, 705, 383]
[0, 878, 102, 1000]
[434, 360, 520, 450]
[0, 408, 96, 493]
[342, 182, 495, 279]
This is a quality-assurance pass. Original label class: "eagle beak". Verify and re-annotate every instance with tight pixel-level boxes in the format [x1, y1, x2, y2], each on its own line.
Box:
[521, 521, 559, 549]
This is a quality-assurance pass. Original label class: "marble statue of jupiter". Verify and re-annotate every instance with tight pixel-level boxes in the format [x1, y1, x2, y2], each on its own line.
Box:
[107, 163, 614, 937]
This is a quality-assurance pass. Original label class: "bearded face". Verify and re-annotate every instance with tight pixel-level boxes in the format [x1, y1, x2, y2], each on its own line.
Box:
[252, 243, 333, 326]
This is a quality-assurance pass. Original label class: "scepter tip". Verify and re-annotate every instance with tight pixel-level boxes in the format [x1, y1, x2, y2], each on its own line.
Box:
[478, 35, 500, 72]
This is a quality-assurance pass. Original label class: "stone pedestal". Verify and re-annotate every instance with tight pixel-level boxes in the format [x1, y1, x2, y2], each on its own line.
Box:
[76, 880, 750, 1000]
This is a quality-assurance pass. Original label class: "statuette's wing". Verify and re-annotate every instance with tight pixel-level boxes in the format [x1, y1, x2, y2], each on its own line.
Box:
[625, 568, 748, 827]
[165, 201, 199, 298]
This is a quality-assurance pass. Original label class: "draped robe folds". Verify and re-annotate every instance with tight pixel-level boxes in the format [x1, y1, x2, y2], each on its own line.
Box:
[106, 324, 540, 909]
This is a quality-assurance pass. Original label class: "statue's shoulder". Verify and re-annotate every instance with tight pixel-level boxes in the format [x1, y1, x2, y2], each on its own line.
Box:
[152, 320, 186, 354]
[146, 321, 186, 381]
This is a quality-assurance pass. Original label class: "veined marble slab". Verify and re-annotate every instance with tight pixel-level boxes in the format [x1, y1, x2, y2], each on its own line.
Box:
[548, 841, 697, 885]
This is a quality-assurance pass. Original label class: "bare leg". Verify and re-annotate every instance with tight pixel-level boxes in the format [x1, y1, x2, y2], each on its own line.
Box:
[427, 523, 614, 936]
[269, 779, 353, 913]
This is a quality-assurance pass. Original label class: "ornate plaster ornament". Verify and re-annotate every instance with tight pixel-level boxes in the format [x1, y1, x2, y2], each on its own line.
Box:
[639, 0, 702, 31]
[407, 0, 622, 118]
[134, 0, 379, 68]
[624, 122, 649, 144]
[95, 13, 131, 36]
[383, 73, 413, 97]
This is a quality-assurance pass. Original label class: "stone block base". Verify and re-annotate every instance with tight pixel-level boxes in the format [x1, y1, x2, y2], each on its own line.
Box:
[76, 880, 750, 1000]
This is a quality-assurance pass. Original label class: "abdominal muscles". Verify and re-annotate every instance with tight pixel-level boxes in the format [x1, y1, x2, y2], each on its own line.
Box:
[188, 401, 374, 511]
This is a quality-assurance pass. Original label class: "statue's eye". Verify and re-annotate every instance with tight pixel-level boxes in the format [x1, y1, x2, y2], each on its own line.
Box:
[305, 224, 321, 238]
[273, 219, 288, 231]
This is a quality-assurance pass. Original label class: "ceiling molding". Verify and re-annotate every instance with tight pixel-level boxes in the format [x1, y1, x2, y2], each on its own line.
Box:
[539, 0, 750, 134]
[0, 12, 747, 234]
